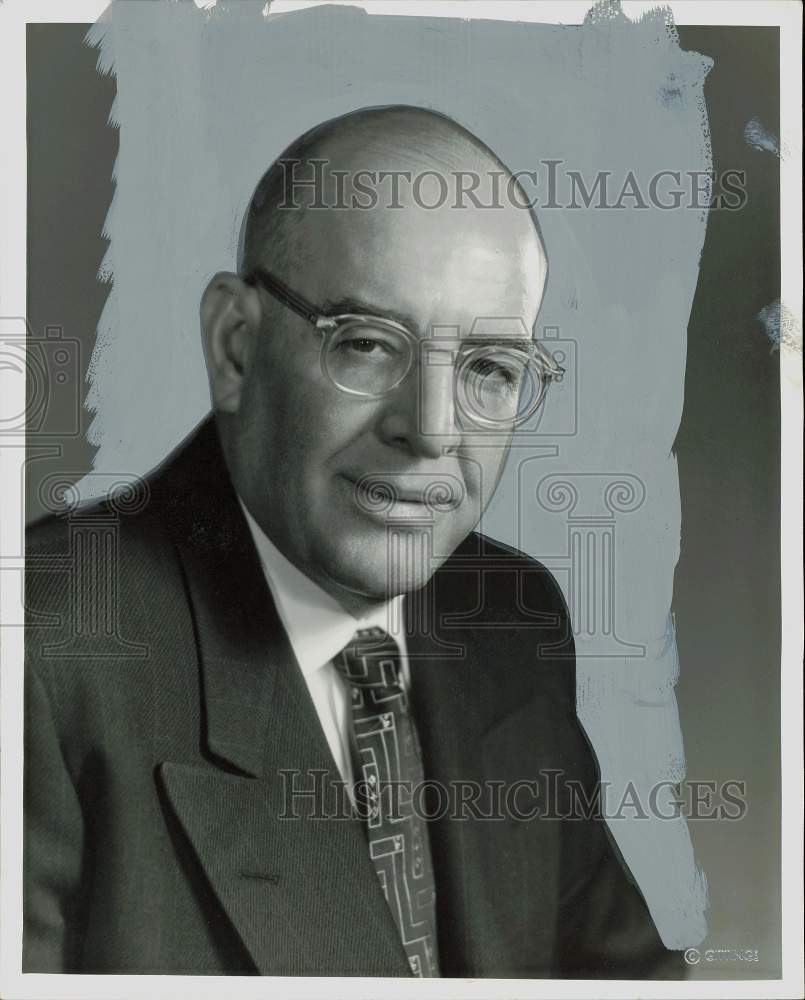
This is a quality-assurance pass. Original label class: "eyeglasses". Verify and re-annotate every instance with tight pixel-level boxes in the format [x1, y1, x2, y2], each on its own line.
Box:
[245, 267, 564, 428]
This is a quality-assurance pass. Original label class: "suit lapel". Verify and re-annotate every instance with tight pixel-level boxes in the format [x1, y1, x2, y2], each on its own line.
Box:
[154, 418, 410, 976]
[158, 715, 410, 975]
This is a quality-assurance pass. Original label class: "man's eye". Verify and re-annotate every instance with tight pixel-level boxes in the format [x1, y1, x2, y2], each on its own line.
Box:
[345, 338, 387, 354]
[337, 335, 400, 360]
[467, 357, 519, 386]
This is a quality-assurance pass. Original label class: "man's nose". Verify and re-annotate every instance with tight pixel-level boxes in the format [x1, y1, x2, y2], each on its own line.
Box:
[379, 351, 462, 459]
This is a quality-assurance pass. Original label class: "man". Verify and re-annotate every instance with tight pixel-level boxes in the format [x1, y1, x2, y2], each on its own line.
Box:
[24, 105, 683, 977]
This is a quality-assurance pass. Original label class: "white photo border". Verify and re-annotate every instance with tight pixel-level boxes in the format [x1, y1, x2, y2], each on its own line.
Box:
[1, 2, 801, 999]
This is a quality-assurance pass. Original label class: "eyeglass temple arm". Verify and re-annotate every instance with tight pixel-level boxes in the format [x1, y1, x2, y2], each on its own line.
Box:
[249, 267, 565, 381]
[533, 340, 565, 381]
[247, 269, 323, 327]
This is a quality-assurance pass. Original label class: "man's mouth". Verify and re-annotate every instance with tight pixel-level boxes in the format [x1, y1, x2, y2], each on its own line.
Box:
[342, 473, 465, 517]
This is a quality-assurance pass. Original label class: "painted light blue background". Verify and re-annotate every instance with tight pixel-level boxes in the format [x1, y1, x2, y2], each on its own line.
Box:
[79, 0, 716, 948]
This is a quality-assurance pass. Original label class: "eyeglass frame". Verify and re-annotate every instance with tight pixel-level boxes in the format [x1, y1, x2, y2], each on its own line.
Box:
[244, 266, 565, 424]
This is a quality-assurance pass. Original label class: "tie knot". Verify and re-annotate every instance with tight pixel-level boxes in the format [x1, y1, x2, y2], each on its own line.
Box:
[336, 627, 402, 690]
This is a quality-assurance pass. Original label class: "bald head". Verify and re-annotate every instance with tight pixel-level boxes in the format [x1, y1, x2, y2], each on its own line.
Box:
[239, 104, 546, 293]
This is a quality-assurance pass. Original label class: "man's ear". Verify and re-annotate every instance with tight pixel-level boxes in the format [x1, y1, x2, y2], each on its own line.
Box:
[200, 271, 261, 413]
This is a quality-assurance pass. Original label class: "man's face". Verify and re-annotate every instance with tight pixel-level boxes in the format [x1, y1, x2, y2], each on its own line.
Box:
[231, 171, 545, 607]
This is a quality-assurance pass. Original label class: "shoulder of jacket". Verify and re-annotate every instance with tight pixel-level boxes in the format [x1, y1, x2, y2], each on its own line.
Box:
[440, 530, 571, 620]
[25, 486, 173, 616]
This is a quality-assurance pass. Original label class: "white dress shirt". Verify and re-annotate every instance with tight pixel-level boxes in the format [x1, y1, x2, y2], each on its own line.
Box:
[238, 499, 409, 786]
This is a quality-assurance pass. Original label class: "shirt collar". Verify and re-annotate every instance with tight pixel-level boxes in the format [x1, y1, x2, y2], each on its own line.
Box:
[238, 497, 404, 678]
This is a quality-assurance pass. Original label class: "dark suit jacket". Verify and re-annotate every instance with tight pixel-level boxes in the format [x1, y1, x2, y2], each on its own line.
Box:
[24, 416, 683, 977]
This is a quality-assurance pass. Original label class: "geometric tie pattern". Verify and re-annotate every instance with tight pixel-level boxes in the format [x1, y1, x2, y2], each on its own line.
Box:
[334, 627, 440, 977]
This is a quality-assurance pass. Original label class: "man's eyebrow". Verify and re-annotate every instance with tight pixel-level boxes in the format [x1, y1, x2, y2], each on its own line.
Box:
[321, 296, 422, 335]
[459, 337, 534, 352]
[321, 299, 535, 351]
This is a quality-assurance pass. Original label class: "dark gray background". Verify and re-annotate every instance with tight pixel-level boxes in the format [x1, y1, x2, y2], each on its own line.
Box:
[25, 22, 781, 979]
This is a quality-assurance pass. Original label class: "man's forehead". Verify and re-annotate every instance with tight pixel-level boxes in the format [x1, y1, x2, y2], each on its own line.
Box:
[296, 188, 541, 271]
[281, 132, 540, 244]
[299, 204, 544, 331]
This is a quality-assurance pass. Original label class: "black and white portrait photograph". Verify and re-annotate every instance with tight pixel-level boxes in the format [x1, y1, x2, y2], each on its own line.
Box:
[0, 1, 802, 998]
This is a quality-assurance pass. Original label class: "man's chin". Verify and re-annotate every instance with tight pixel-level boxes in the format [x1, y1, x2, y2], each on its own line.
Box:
[316, 530, 441, 606]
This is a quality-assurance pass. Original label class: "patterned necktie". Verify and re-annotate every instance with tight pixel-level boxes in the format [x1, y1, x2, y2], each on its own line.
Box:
[334, 627, 440, 978]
